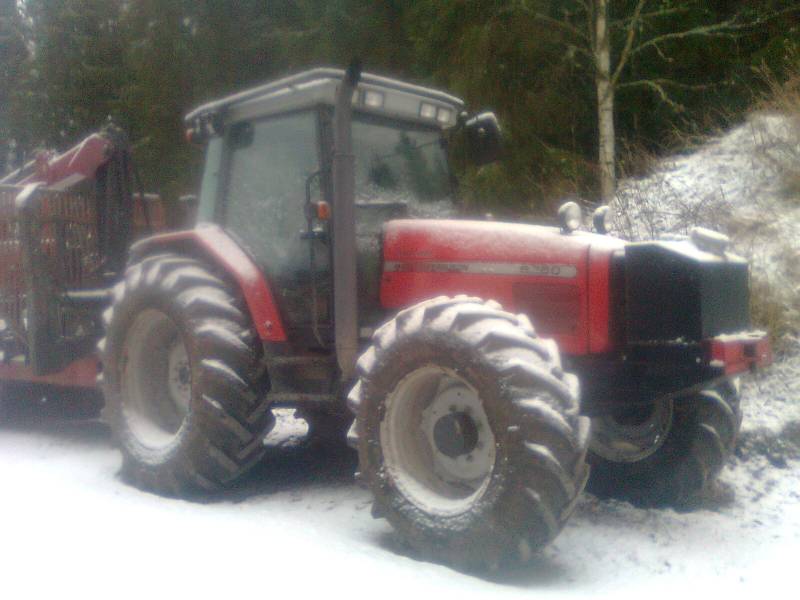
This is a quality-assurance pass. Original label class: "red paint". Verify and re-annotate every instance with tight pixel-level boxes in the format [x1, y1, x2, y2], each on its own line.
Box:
[21, 135, 111, 187]
[0, 357, 99, 389]
[587, 245, 617, 353]
[129, 225, 287, 342]
[512, 282, 581, 336]
[380, 219, 624, 356]
[707, 334, 772, 375]
[133, 194, 168, 233]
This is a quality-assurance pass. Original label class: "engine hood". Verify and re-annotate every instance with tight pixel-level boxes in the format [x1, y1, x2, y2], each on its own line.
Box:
[382, 219, 625, 266]
[380, 219, 626, 355]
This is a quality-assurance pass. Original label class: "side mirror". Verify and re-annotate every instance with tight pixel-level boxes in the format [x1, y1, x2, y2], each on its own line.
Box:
[464, 112, 503, 166]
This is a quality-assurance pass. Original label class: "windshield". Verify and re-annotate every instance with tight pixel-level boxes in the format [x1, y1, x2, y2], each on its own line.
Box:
[352, 116, 456, 219]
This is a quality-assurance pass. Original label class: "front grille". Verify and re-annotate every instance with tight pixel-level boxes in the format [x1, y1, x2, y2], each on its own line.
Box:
[624, 242, 750, 343]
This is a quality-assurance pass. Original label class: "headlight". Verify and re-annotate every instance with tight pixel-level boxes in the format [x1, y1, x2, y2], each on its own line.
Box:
[558, 201, 582, 233]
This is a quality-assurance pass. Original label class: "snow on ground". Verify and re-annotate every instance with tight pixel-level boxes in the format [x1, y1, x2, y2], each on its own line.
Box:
[0, 392, 798, 600]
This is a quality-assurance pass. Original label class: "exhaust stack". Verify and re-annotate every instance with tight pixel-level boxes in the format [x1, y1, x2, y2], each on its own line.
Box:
[332, 61, 361, 380]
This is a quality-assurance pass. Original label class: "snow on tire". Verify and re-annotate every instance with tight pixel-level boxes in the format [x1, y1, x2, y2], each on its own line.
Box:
[347, 295, 590, 570]
[99, 253, 273, 496]
[587, 379, 742, 507]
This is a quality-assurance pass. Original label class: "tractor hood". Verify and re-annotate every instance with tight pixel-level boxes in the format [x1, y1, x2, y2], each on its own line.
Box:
[380, 219, 625, 355]
[382, 219, 625, 269]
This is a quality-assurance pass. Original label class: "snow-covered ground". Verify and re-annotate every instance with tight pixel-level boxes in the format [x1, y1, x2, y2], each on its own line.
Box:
[0, 391, 798, 600]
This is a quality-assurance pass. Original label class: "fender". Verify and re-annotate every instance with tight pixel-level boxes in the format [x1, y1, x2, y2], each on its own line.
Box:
[128, 224, 287, 342]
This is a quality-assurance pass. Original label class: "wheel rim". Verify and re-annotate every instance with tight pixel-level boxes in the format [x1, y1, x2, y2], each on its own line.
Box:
[121, 309, 190, 450]
[590, 398, 674, 463]
[380, 365, 496, 516]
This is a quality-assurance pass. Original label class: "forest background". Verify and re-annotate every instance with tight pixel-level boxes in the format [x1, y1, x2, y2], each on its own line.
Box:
[1, 0, 799, 215]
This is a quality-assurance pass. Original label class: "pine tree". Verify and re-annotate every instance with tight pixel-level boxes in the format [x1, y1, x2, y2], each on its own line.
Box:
[0, 0, 27, 173]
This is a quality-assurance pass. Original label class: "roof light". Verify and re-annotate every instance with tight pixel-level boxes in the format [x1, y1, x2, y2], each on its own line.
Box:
[436, 107, 452, 123]
[420, 102, 437, 119]
[558, 201, 582, 234]
[364, 89, 384, 108]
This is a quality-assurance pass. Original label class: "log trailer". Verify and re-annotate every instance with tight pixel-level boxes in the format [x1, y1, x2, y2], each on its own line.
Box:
[0, 66, 771, 569]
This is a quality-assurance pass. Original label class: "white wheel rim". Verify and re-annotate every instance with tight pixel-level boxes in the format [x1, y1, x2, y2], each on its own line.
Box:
[121, 309, 190, 450]
[380, 365, 496, 516]
[590, 398, 674, 463]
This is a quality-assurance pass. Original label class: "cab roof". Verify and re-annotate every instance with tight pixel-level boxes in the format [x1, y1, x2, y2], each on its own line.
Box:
[185, 68, 465, 129]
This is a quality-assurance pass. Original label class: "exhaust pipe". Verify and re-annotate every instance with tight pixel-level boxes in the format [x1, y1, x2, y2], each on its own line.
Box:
[332, 61, 361, 380]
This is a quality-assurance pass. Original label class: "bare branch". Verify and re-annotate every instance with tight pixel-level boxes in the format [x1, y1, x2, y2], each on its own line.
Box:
[617, 77, 719, 111]
[627, 7, 800, 60]
[629, 18, 740, 58]
[610, 5, 690, 28]
[652, 41, 671, 63]
[610, 0, 646, 89]
[618, 80, 681, 110]
[618, 78, 715, 92]
[584, 0, 596, 51]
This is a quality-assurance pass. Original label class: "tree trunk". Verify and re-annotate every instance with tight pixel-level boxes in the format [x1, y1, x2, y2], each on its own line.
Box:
[595, 0, 616, 204]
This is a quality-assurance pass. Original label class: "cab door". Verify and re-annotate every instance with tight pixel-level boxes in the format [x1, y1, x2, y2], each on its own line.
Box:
[221, 110, 332, 347]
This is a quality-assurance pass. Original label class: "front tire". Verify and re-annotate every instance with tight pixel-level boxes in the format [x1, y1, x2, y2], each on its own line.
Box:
[587, 380, 742, 507]
[99, 253, 274, 495]
[348, 296, 590, 570]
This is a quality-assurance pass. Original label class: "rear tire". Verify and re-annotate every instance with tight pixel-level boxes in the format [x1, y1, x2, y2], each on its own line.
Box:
[587, 380, 742, 507]
[348, 296, 590, 570]
[99, 253, 274, 496]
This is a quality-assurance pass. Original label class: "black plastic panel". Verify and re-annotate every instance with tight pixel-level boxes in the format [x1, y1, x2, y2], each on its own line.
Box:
[625, 243, 750, 342]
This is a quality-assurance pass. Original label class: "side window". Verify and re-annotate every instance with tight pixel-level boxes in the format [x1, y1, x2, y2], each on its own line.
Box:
[224, 112, 319, 279]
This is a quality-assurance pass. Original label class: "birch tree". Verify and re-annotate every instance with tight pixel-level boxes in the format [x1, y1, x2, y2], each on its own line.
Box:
[532, 0, 800, 203]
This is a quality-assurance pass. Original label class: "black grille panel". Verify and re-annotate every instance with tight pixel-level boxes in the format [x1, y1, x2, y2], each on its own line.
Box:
[625, 242, 750, 342]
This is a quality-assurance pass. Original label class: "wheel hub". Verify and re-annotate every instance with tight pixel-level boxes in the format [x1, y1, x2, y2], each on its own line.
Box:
[432, 411, 479, 458]
[167, 341, 191, 413]
[590, 398, 674, 463]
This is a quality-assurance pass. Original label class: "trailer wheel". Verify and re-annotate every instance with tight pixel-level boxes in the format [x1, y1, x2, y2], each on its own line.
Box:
[587, 380, 741, 507]
[348, 296, 589, 570]
[99, 253, 273, 496]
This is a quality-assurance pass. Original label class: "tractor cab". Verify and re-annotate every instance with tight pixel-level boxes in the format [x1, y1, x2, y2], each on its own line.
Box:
[184, 68, 497, 359]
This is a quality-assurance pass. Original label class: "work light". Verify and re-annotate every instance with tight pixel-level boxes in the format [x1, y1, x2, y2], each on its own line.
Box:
[558, 201, 582, 233]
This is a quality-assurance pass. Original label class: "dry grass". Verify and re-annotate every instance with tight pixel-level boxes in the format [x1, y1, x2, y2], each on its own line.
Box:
[755, 66, 800, 203]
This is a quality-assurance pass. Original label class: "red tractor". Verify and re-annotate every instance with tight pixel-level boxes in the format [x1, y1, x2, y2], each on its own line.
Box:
[0, 66, 771, 569]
